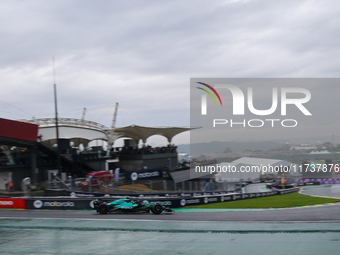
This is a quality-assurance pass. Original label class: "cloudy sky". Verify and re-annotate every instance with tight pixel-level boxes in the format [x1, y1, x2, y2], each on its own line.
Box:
[1, 0, 340, 146]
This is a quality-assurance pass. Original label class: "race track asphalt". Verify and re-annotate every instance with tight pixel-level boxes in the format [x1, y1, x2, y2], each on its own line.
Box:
[300, 185, 340, 199]
[2, 185, 340, 254]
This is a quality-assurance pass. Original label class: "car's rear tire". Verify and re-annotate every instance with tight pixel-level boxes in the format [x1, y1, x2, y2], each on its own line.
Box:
[151, 203, 163, 214]
[98, 203, 109, 214]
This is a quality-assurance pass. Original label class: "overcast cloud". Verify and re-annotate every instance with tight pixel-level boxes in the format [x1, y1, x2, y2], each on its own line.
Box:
[1, 0, 340, 146]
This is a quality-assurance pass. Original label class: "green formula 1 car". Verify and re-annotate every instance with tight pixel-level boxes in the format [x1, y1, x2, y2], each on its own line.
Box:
[93, 197, 174, 214]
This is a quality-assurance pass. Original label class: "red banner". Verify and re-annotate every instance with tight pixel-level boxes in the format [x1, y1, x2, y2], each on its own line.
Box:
[0, 198, 26, 209]
[0, 118, 38, 141]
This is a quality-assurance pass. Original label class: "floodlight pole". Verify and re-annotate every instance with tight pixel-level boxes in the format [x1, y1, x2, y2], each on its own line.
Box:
[53, 58, 62, 175]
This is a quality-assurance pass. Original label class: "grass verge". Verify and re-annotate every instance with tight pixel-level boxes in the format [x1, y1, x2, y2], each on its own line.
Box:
[186, 192, 340, 209]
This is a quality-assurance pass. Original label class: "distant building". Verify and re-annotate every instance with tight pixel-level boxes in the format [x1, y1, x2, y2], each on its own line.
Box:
[215, 157, 298, 182]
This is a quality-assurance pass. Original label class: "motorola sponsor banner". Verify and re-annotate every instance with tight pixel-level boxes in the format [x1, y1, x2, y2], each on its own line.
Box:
[125, 168, 163, 181]
[0, 198, 25, 209]
[26, 199, 94, 210]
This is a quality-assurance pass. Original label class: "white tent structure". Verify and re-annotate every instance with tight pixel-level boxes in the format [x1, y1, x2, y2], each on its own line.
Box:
[215, 162, 260, 182]
[232, 157, 297, 170]
[215, 157, 298, 182]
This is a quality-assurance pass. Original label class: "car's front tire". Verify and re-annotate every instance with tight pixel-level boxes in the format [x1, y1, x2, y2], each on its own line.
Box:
[98, 203, 109, 214]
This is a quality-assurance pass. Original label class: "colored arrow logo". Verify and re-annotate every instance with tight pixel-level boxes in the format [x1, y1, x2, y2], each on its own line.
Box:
[196, 82, 223, 106]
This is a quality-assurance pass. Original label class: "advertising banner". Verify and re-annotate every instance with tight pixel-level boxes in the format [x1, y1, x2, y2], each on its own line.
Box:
[0, 118, 38, 141]
[276, 187, 298, 195]
[125, 168, 163, 181]
[0, 198, 25, 209]
[65, 190, 236, 198]
[25, 188, 294, 210]
[25, 199, 93, 210]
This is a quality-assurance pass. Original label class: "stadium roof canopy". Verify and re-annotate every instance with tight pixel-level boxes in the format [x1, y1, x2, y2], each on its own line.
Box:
[18, 119, 198, 147]
[114, 125, 199, 144]
[38, 126, 108, 147]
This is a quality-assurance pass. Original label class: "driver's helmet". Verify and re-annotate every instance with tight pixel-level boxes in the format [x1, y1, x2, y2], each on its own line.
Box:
[125, 196, 131, 202]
